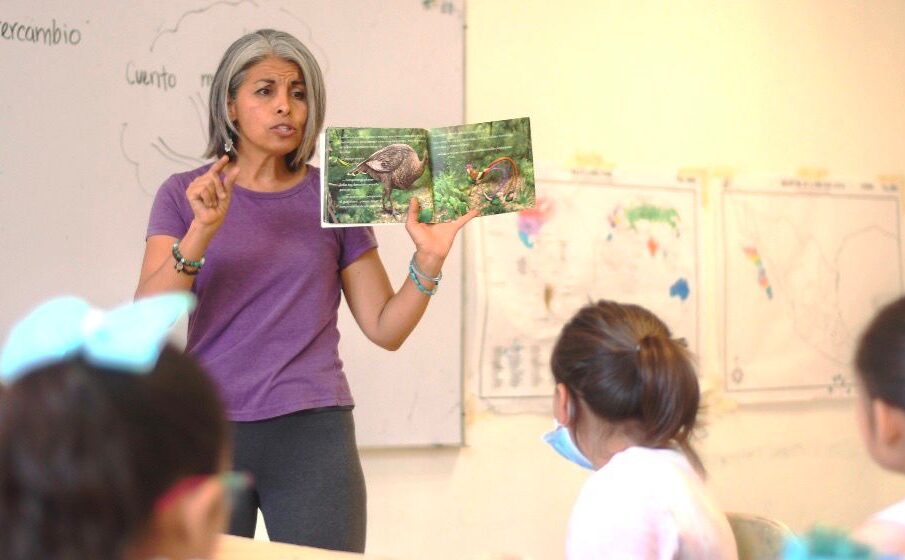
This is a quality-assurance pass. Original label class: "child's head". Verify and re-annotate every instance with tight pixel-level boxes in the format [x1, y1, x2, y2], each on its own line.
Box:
[0, 295, 235, 560]
[854, 295, 905, 473]
[550, 300, 701, 470]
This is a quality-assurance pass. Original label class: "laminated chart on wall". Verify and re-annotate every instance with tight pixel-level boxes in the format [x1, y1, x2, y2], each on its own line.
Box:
[722, 178, 903, 401]
[475, 172, 700, 400]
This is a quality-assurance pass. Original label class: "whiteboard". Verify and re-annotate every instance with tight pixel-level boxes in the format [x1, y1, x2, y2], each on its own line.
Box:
[0, 0, 465, 447]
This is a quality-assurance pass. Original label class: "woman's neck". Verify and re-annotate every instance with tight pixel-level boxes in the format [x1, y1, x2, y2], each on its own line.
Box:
[233, 150, 307, 193]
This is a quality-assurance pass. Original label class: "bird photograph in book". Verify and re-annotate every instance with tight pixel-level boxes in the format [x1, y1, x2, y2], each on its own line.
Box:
[320, 117, 535, 226]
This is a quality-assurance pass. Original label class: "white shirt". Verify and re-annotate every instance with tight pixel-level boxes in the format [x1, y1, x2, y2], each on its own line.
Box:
[873, 499, 905, 526]
[853, 498, 905, 555]
[566, 446, 738, 560]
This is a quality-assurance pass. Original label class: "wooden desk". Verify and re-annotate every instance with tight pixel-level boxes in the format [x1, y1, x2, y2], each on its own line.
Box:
[214, 535, 395, 560]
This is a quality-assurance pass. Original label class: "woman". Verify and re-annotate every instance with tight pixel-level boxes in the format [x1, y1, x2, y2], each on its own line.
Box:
[135, 29, 474, 552]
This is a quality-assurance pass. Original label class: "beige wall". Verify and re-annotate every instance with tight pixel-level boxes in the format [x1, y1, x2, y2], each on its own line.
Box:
[359, 2, 905, 559]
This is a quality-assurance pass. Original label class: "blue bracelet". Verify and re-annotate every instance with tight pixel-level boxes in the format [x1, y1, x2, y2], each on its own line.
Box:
[409, 254, 442, 283]
[408, 256, 439, 296]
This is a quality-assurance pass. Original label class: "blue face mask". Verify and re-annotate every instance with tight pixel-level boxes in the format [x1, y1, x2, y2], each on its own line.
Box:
[542, 422, 594, 470]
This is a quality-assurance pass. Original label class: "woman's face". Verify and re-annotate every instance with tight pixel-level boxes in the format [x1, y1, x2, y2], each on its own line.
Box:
[228, 56, 308, 159]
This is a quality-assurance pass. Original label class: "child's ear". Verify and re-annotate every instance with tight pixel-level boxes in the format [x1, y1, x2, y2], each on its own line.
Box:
[185, 478, 228, 539]
[554, 383, 571, 426]
[172, 478, 229, 558]
[874, 399, 901, 444]
[872, 399, 905, 469]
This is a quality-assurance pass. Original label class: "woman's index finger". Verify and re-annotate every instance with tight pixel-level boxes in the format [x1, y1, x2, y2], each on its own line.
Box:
[209, 154, 230, 175]
[222, 165, 240, 193]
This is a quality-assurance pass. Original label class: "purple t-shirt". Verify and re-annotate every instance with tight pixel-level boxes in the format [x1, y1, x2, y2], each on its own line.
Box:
[147, 164, 377, 421]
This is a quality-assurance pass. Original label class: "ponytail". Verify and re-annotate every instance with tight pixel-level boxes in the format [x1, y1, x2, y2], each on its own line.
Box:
[636, 334, 703, 474]
[551, 300, 704, 474]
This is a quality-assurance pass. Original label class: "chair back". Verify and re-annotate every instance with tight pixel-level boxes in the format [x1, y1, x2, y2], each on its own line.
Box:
[727, 512, 795, 560]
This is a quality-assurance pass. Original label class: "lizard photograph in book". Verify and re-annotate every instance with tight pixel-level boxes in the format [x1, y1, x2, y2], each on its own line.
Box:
[321, 117, 534, 226]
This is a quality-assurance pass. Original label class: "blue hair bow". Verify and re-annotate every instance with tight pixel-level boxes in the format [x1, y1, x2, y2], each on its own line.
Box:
[0, 292, 196, 383]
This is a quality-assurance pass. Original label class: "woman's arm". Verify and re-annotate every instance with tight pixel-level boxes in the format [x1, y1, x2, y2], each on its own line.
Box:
[341, 198, 476, 351]
[135, 157, 238, 299]
[135, 226, 216, 298]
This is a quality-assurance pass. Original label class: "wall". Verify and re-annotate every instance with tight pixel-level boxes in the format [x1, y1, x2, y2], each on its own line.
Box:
[358, 1, 905, 559]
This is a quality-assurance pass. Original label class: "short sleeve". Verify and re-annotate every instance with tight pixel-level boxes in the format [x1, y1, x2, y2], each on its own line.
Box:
[146, 174, 193, 240]
[337, 226, 378, 269]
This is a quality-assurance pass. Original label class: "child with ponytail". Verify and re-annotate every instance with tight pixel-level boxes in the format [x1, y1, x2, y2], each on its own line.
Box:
[544, 300, 737, 559]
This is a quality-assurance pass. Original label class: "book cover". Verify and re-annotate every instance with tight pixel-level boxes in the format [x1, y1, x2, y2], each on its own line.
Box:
[321, 117, 535, 226]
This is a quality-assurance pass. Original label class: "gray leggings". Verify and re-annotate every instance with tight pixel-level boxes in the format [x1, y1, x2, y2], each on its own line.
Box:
[227, 407, 367, 552]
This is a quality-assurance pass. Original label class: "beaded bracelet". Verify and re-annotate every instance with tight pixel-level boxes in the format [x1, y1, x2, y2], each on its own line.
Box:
[409, 254, 442, 283]
[172, 242, 205, 276]
[408, 254, 440, 296]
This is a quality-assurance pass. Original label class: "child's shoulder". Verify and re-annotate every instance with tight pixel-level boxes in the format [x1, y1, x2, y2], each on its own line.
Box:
[607, 447, 694, 479]
[851, 499, 905, 557]
[586, 447, 692, 499]
[872, 498, 905, 525]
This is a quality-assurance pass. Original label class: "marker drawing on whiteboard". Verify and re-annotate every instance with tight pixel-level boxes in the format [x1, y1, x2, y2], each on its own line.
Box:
[278, 6, 332, 74]
[152, 137, 204, 167]
[0, 17, 84, 46]
[119, 123, 146, 194]
[149, 0, 255, 53]
[189, 93, 208, 143]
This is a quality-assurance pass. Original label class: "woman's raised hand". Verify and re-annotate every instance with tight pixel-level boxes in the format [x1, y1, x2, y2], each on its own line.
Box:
[405, 197, 478, 268]
[187, 155, 240, 229]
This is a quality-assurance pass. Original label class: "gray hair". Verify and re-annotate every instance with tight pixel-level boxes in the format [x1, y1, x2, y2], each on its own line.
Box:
[204, 29, 325, 170]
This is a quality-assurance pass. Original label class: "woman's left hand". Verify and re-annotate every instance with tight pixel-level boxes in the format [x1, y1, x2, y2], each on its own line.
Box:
[405, 197, 478, 275]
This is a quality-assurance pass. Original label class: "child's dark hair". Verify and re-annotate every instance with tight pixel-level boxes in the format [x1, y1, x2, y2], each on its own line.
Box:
[855, 295, 905, 409]
[0, 345, 229, 560]
[551, 300, 702, 472]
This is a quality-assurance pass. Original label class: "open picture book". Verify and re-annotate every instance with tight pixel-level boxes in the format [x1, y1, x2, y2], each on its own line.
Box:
[320, 117, 535, 226]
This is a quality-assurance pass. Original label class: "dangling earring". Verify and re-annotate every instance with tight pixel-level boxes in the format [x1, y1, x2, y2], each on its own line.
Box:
[224, 120, 239, 155]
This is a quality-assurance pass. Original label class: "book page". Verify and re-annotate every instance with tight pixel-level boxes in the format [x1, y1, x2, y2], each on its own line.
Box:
[323, 127, 433, 225]
[428, 117, 535, 222]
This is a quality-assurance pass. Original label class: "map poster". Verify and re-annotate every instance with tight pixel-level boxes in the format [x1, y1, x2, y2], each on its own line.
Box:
[722, 177, 903, 401]
[474, 171, 700, 401]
